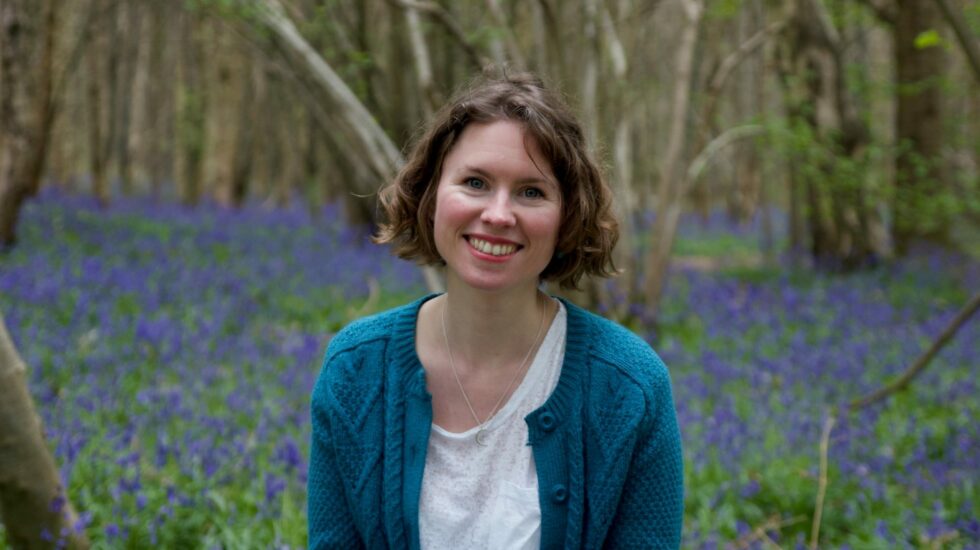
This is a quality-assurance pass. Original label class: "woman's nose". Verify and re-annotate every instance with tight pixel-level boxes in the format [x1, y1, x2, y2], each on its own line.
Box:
[480, 191, 516, 227]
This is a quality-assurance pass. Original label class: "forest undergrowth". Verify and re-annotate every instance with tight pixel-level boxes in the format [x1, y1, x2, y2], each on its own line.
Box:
[0, 189, 976, 549]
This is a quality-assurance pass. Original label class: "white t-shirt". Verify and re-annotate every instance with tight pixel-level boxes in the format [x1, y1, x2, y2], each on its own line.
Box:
[419, 301, 567, 550]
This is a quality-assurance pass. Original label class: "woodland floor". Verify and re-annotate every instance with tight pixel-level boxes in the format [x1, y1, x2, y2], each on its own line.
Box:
[0, 189, 977, 548]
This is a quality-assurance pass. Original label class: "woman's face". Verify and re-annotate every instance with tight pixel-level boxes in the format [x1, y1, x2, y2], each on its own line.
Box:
[432, 120, 562, 294]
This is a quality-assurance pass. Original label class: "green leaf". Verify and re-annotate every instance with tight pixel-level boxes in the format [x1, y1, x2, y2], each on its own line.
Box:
[914, 29, 942, 49]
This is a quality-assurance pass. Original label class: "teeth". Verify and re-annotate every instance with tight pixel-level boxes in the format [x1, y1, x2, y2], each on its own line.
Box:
[469, 237, 516, 256]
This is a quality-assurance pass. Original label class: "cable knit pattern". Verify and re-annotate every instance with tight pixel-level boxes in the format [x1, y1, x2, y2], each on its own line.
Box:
[308, 294, 683, 549]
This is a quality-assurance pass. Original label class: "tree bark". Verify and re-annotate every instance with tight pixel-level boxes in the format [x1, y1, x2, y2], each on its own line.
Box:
[0, 309, 89, 549]
[0, 0, 57, 250]
[401, 2, 441, 117]
[893, 0, 946, 252]
[931, 0, 980, 83]
[174, 10, 205, 206]
[641, 0, 703, 319]
[85, 9, 109, 207]
[781, 0, 878, 270]
[485, 0, 526, 67]
[127, 2, 152, 192]
[206, 22, 251, 207]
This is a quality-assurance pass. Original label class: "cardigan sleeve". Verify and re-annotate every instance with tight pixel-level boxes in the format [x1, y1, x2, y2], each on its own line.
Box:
[307, 354, 366, 550]
[603, 365, 684, 549]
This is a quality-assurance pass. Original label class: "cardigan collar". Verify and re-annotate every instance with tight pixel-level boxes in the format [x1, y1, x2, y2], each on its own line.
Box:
[388, 293, 593, 425]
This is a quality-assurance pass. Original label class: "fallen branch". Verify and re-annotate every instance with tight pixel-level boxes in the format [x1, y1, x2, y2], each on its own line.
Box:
[807, 292, 979, 548]
[848, 292, 980, 412]
[735, 514, 806, 549]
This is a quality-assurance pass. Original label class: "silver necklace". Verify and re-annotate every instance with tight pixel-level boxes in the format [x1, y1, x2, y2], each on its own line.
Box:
[440, 294, 546, 446]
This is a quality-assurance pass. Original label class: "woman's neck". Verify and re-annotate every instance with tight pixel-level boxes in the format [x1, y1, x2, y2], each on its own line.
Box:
[439, 279, 548, 375]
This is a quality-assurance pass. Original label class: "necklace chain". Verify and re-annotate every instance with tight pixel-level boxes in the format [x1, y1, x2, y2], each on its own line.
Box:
[440, 293, 547, 444]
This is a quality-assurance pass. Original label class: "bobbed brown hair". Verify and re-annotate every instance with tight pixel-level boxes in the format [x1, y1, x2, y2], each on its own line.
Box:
[374, 71, 619, 290]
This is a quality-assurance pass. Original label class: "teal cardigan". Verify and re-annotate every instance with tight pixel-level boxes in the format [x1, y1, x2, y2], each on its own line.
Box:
[308, 295, 683, 549]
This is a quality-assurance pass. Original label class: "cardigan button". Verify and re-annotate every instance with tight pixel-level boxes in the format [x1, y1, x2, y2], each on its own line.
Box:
[551, 484, 568, 504]
[538, 412, 557, 432]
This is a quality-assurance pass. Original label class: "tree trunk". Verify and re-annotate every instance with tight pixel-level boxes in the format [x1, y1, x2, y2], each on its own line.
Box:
[783, 0, 878, 270]
[402, 3, 440, 118]
[893, 0, 946, 252]
[207, 23, 247, 207]
[114, 1, 139, 194]
[0, 0, 57, 250]
[641, 0, 703, 320]
[127, 2, 152, 193]
[0, 309, 89, 549]
[174, 10, 205, 206]
[86, 31, 108, 206]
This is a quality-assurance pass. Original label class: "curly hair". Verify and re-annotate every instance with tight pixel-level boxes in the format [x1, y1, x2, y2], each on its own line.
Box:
[374, 71, 619, 290]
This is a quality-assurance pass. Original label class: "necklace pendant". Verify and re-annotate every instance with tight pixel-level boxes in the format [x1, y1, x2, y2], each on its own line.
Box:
[475, 428, 489, 446]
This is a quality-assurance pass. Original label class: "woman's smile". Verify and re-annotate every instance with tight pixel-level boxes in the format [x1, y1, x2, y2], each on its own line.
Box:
[465, 235, 520, 259]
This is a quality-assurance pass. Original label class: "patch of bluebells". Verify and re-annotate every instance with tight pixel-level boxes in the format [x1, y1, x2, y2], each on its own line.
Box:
[1, 187, 977, 547]
[638, 233, 979, 546]
[0, 188, 421, 547]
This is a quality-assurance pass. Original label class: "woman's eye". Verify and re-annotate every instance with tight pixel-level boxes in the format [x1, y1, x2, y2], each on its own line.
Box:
[521, 187, 544, 199]
[465, 177, 486, 190]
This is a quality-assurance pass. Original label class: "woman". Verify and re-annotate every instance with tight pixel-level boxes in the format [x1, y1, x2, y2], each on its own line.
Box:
[308, 73, 683, 549]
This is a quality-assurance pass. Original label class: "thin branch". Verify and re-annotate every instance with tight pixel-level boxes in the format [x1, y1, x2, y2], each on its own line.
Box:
[485, 0, 526, 67]
[804, 292, 979, 549]
[854, 0, 897, 25]
[932, 0, 980, 84]
[706, 18, 787, 105]
[809, 413, 836, 550]
[686, 124, 766, 185]
[848, 292, 980, 411]
[600, 2, 627, 78]
[387, 0, 487, 70]
[699, 18, 785, 147]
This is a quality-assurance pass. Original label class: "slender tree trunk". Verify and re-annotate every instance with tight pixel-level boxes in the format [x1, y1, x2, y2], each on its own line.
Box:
[207, 23, 248, 207]
[0, 309, 89, 549]
[114, 1, 139, 194]
[484, 0, 519, 65]
[174, 11, 205, 206]
[85, 0, 109, 206]
[641, 0, 703, 320]
[127, 2, 151, 193]
[402, 4, 441, 117]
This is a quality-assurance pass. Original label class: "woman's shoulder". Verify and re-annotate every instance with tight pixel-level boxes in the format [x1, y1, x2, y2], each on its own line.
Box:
[313, 294, 433, 403]
[324, 294, 433, 358]
[562, 299, 672, 396]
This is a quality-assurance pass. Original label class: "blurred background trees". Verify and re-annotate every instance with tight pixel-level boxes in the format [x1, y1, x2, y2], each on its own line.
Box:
[2, 0, 978, 310]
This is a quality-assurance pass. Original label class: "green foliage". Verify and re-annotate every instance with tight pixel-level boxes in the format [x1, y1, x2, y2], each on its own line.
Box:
[706, 0, 743, 20]
[913, 29, 943, 50]
[183, 0, 266, 22]
[765, 113, 888, 203]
